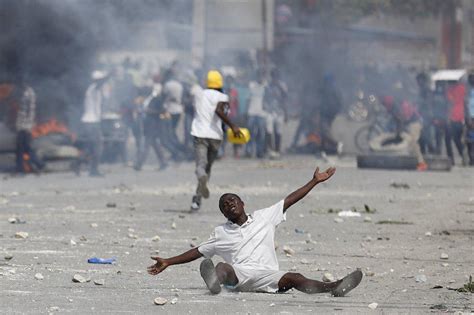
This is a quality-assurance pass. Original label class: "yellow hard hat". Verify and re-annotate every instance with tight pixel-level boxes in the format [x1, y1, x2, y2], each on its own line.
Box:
[207, 70, 223, 89]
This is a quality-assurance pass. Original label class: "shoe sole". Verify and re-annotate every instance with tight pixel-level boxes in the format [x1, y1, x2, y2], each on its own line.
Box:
[199, 259, 221, 294]
[197, 176, 210, 199]
[332, 269, 363, 297]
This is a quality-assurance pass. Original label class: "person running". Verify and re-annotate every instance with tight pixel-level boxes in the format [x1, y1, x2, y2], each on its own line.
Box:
[148, 165, 362, 296]
[189, 70, 241, 211]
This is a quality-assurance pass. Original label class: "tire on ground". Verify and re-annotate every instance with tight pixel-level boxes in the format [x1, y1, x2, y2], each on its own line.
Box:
[425, 155, 452, 171]
[357, 154, 418, 170]
[369, 132, 411, 154]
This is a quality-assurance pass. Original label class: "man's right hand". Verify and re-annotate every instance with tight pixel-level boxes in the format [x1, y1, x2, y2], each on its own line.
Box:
[147, 256, 169, 275]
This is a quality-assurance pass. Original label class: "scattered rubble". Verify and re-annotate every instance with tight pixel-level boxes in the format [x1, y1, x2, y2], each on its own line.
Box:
[364, 204, 377, 213]
[338, 211, 361, 217]
[390, 182, 410, 189]
[368, 303, 378, 310]
[440, 253, 449, 260]
[93, 279, 105, 286]
[415, 274, 427, 283]
[154, 297, 168, 305]
[72, 274, 90, 283]
[282, 245, 295, 256]
[322, 273, 335, 282]
[376, 220, 412, 225]
[14, 232, 29, 239]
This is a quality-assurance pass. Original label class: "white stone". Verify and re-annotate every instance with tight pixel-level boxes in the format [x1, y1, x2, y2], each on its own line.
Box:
[440, 253, 449, 260]
[93, 279, 105, 286]
[15, 232, 29, 239]
[8, 217, 17, 224]
[425, 231, 432, 237]
[282, 245, 295, 256]
[154, 297, 168, 305]
[34, 273, 44, 280]
[334, 218, 344, 223]
[441, 263, 449, 267]
[322, 273, 335, 282]
[364, 216, 372, 223]
[170, 297, 178, 304]
[368, 303, 378, 310]
[415, 274, 427, 283]
[72, 274, 90, 283]
[90, 223, 98, 228]
[171, 222, 177, 229]
[152, 235, 161, 242]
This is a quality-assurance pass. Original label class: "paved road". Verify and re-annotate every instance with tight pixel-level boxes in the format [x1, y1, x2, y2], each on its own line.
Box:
[1, 156, 473, 314]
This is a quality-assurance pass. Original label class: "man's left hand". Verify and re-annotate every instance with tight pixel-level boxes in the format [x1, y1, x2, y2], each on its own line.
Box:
[313, 167, 336, 183]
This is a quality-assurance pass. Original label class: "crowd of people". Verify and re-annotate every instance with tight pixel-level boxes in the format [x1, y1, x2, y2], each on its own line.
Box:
[378, 70, 474, 170]
[3, 58, 474, 177]
[72, 60, 297, 177]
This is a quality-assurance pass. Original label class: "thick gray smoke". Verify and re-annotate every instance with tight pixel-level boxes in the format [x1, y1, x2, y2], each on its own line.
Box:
[0, 0, 193, 124]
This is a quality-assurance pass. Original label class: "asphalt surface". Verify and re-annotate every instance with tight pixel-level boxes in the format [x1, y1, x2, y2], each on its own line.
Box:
[0, 155, 473, 314]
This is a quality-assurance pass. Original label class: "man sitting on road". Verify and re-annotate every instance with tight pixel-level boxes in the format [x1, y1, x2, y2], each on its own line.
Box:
[148, 166, 362, 296]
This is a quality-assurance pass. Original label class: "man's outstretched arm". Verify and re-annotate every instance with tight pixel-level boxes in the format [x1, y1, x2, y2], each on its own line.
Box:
[147, 247, 203, 276]
[283, 167, 336, 213]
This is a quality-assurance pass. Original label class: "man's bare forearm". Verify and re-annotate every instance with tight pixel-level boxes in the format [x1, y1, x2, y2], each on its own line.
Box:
[165, 247, 203, 266]
[283, 178, 319, 212]
[215, 102, 237, 130]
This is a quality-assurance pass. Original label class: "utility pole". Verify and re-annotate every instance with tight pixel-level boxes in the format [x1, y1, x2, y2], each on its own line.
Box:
[441, 0, 463, 68]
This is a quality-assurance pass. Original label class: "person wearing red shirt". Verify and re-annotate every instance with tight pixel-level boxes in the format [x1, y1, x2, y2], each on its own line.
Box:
[446, 81, 467, 165]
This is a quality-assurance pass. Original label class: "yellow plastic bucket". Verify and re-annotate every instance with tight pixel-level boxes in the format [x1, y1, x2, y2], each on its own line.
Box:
[227, 127, 251, 144]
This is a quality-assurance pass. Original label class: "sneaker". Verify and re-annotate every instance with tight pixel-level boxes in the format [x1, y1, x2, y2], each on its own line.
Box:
[199, 259, 221, 294]
[190, 201, 200, 211]
[190, 196, 201, 212]
[331, 269, 363, 297]
[416, 162, 428, 171]
[197, 175, 210, 199]
[268, 150, 281, 160]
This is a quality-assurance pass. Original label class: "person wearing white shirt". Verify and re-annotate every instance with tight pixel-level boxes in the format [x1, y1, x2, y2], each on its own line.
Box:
[245, 71, 267, 158]
[148, 166, 363, 296]
[76, 71, 108, 177]
[189, 70, 241, 211]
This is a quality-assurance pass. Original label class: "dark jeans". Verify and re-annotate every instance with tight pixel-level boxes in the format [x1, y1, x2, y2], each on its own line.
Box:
[78, 122, 102, 174]
[446, 121, 465, 164]
[419, 122, 435, 154]
[245, 115, 266, 158]
[135, 115, 166, 169]
[15, 130, 44, 172]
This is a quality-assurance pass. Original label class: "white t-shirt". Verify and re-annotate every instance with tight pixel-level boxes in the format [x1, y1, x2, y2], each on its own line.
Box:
[163, 80, 183, 115]
[190, 88, 229, 140]
[247, 81, 266, 117]
[81, 83, 103, 123]
[198, 200, 286, 270]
